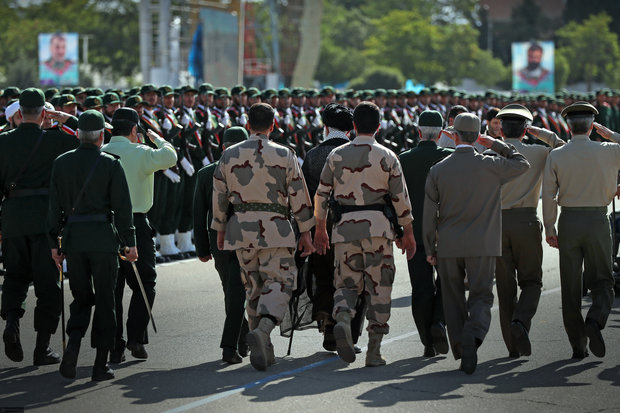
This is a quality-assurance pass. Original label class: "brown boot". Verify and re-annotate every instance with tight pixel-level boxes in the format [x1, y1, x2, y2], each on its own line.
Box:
[365, 332, 386, 367]
[333, 312, 355, 363]
[247, 317, 276, 371]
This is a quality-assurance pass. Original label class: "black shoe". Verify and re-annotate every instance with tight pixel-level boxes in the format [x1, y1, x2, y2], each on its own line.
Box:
[511, 321, 531, 356]
[92, 364, 115, 382]
[127, 342, 148, 359]
[572, 348, 589, 360]
[460, 335, 477, 375]
[164, 253, 184, 261]
[109, 349, 126, 364]
[33, 347, 61, 365]
[155, 255, 168, 264]
[423, 345, 437, 358]
[430, 322, 449, 355]
[585, 319, 605, 357]
[354, 345, 362, 354]
[3, 328, 23, 362]
[237, 340, 249, 358]
[323, 326, 337, 352]
[59, 347, 79, 379]
[508, 351, 520, 359]
[222, 347, 243, 364]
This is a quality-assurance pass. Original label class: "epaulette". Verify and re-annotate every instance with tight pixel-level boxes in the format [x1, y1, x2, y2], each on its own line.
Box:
[102, 151, 121, 160]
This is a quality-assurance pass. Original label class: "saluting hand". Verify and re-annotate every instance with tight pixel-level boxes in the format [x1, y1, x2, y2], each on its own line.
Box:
[526, 125, 542, 137]
[46, 110, 71, 124]
[146, 129, 160, 143]
[477, 134, 495, 148]
[593, 122, 613, 141]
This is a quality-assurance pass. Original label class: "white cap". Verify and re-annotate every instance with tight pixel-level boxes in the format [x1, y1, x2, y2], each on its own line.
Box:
[5, 100, 19, 120]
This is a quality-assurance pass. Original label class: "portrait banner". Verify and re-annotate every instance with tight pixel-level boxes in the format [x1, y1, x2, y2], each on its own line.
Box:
[39, 32, 79, 86]
[512, 41, 554, 94]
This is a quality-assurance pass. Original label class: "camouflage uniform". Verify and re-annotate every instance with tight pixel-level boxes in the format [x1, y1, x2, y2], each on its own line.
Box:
[314, 135, 414, 334]
[211, 133, 315, 327]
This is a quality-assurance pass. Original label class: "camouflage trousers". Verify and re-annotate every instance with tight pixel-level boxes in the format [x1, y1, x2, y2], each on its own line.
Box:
[333, 237, 395, 334]
[236, 247, 297, 329]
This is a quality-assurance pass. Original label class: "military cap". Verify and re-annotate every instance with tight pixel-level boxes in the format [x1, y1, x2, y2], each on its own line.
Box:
[454, 112, 480, 132]
[84, 96, 103, 109]
[291, 88, 306, 98]
[45, 88, 59, 100]
[2, 86, 21, 98]
[484, 90, 497, 99]
[78, 110, 105, 132]
[198, 83, 214, 94]
[418, 110, 443, 127]
[406, 90, 417, 97]
[87, 87, 104, 96]
[496, 104, 533, 121]
[387, 89, 398, 97]
[182, 85, 198, 94]
[172, 87, 181, 96]
[19, 88, 45, 108]
[50, 96, 61, 108]
[262, 89, 277, 100]
[102, 92, 120, 106]
[344, 89, 356, 99]
[429, 86, 438, 94]
[112, 107, 147, 134]
[215, 87, 230, 98]
[140, 84, 158, 95]
[418, 88, 431, 96]
[72, 87, 87, 96]
[159, 85, 175, 96]
[246, 88, 261, 98]
[223, 126, 249, 145]
[278, 88, 290, 97]
[59, 94, 77, 107]
[231, 85, 246, 95]
[318, 86, 335, 97]
[5, 100, 20, 119]
[374, 88, 387, 97]
[125, 95, 144, 108]
[127, 87, 140, 96]
[305, 89, 318, 98]
[561, 101, 599, 118]
[59, 88, 72, 95]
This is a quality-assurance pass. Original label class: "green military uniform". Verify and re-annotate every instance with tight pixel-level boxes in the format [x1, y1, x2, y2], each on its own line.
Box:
[0, 88, 79, 365]
[47, 110, 135, 380]
[193, 127, 250, 363]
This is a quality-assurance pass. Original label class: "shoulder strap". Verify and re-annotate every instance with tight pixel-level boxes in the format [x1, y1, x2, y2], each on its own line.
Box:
[70, 154, 103, 215]
[5, 130, 45, 195]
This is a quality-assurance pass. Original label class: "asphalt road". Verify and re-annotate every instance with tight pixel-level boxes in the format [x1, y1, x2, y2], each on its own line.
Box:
[1, 230, 620, 412]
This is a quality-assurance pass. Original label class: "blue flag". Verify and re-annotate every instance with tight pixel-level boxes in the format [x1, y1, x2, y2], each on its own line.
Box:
[188, 23, 203, 81]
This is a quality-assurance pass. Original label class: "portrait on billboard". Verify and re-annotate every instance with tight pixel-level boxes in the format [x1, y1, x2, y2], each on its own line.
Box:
[39, 32, 79, 86]
[512, 41, 554, 94]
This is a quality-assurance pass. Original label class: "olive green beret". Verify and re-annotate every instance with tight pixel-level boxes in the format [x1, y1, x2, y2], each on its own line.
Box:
[78, 110, 105, 132]
[223, 126, 249, 145]
[19, 88, 45, 108]
[418, 110, 443, 127]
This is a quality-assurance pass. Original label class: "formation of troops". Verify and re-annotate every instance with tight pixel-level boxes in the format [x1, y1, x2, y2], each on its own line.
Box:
[0, 81, 618, 381]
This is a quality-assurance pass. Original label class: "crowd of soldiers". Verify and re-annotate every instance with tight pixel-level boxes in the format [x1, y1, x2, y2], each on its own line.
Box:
[0, 81, 619, 380]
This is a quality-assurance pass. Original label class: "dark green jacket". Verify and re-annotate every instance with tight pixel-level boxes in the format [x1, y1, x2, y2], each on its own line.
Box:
[399, 141, 453, 240]
[193, 161, 223, 257]
[47, 143, 136, 253]
[0, 121, 79, 238]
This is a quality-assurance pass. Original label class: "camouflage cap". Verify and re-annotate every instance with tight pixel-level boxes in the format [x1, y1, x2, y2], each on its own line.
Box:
[125, 95, 144, 108]
[223, 126, 249, 145]
[84, 96, 103, 109]
[59, 94, 77, 107]
[418, 110, 443, 127]
[102, 92, 120, 106]
[78, 110, 105, 132]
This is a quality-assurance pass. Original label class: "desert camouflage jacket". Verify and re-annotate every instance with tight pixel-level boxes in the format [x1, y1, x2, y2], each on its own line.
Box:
[211, 133, 315, 249]
[314, 134, 414, 243]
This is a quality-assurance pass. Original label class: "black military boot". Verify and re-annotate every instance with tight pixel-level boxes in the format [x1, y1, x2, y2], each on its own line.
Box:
[3, 312, 23, 362]
[33, 332, 61, 365]
[109, 340, 126, 364]
[92, 348, 115, 382]
[59, 331, 81, 379]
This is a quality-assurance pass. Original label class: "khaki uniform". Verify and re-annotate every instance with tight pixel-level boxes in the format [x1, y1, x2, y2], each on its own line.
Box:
[314, 135, 413, 334]
[212, 134, 314, 326]
[496, 129, 565, 354]
[542, 133, 620, 353]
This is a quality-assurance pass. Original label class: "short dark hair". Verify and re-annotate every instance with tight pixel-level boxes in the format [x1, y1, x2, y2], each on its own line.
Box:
[248, 103, 274, 132]
[486, 107, 500, 121]
[501, 117, 527, 139]
[528, 43, 543, 53]
[456, 130, 479, 144]
[322, 103, 353, 132]
[448, 105, 467, 121]
[353, 101, 380, 135]
[567, 115, 594, 135]
[112, 120, 135, 137]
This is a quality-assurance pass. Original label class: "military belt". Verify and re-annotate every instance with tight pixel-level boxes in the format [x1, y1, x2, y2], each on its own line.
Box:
[233, 203, 289, 216]
[6, 188, 49, 198]
[561, 206, 607, 213]
[502, 207, 536, 214]
[66, 213, 110, 224]
[340, 204, 384, 213]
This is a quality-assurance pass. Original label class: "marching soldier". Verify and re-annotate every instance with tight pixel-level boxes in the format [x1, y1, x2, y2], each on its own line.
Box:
[0, 88, 78, 366]
[542, 102, 619, 359]
[228, 85, 248, 127]
[314, 101, 416, 367]
[194, 127, 250, 364]
[211, 103, 315, 371]
[102, 108, 177, 363]
[494, 104, 565, 358]
[47, 110, 137, 381]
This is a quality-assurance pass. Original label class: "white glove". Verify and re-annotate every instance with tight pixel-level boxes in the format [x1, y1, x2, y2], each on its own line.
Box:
[162, 118, 172, 130]
[239, 114, 248, 127]
[181, 114, 190, 127]
[202, 157, 211, 166]
[380, 120, 388, 129]
[180, 157, 195, 176]
[163, 168, 181, 183]
[297, 116, 307, 127]
[312, 114, 322, 127]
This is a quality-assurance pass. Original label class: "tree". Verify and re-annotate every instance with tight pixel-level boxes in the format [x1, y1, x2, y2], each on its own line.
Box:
[555, 12, 620, 90]
[348, 66, 405, 90]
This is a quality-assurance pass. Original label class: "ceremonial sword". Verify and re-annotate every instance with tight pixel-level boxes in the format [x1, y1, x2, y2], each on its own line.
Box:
[119, 248, 158, 333]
